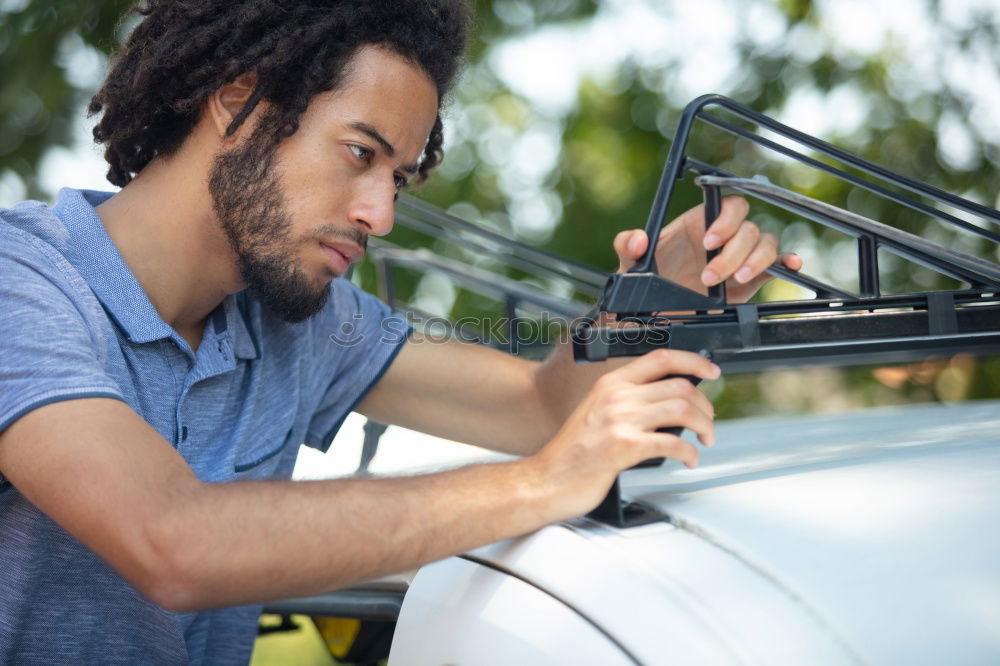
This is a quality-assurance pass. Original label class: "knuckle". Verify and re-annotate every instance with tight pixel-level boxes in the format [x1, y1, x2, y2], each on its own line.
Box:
[725, 195, 750, 217]
[604, 401, 631, 423]
[600, 387, 623, 407]
[648, 349, 672, 366]
[668, 398, 692, 419]
[667, 377, 693, 397]
[677, 400, 694, 418]
[594, 374, 618, 393]
[609, 423, 635, 445]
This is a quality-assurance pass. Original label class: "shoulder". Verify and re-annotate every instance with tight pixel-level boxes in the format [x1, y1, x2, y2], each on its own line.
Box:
[0, 191, 90, 281]
[1, 209, 79, 295]
[0, 202, 110, 349]
[0, 194, 75, 254]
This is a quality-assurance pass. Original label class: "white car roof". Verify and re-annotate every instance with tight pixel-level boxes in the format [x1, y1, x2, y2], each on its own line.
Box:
[622, 399, 1000, 663]
[462, 400, 1000, 664]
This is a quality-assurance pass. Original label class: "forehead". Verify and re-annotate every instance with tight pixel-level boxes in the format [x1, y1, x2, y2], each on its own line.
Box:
[299, 45, 440, 160]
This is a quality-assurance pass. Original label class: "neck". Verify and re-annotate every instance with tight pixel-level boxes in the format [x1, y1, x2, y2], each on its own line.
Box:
[95, 149, 242, 346]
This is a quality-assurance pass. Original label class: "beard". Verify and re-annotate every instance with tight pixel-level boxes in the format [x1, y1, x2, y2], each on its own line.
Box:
[208, 133, 332, 324]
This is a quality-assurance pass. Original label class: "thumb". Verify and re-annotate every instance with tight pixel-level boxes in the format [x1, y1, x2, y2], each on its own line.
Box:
[614, 229, 649, 273]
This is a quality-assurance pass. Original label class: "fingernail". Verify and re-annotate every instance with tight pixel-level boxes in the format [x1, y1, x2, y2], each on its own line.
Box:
[701, 268, 719, 285]
[711, 363, 721, 378]
[735, 267, 752, 283]
[703, 233, 720, 250]
[628, 234, 643, 253]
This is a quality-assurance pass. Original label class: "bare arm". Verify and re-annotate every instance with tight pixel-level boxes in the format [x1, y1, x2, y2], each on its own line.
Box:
[0, 349, 718, 612]
[357, 332, 557, 456]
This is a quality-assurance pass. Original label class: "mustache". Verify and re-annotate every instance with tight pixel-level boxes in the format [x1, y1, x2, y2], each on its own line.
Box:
[313, 225, 368, 251]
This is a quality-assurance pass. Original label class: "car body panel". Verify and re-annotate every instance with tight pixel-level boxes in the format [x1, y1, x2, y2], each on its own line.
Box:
[388, 556, 635, 665]
[392, 400, 1000, 665]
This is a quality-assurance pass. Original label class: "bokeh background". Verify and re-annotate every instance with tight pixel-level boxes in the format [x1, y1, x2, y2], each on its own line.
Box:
[2, 0, 999, 418]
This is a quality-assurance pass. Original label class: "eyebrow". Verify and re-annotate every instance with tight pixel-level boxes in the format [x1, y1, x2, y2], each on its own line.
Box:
[349, 121, 420, 175]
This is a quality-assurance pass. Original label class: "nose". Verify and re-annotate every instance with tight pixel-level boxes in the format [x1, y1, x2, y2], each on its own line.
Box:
[349, 176, 396, 237]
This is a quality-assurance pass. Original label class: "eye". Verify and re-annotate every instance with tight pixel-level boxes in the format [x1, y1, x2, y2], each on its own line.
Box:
[394, 173, 409, 190]
[348, 144, 373, 163]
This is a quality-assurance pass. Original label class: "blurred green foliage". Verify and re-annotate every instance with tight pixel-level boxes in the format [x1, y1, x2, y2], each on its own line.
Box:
[1, 0, 998, 414]
[0, 0, 131, 198]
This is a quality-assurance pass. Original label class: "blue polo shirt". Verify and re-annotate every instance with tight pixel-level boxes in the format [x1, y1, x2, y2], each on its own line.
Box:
[0, 189, 410, 664]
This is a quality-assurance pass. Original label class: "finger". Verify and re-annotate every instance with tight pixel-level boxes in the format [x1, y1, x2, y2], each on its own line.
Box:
[731, 231, 779, 285]
[633, 376, 715, 421]
[633, 396, 716, 447]
[780, 252, 803, 272]
[614, 229, 648, 272]
[643, 431, 701, 469]
[702, 195, 750, 251]
[701, 221, 760, 286]
[734, 252, 803, 296]
[612, 349, 721, 386]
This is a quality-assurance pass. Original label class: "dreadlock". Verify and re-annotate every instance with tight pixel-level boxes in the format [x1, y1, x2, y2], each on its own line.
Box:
[89, 0, 471, 187]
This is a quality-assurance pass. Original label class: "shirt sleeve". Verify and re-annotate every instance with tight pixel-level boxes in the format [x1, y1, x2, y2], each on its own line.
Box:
[0, 227, 125, 438]
[301, 278, 412, 451]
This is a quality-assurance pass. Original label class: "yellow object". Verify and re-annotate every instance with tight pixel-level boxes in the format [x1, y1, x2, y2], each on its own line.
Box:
[313, 616, 362, 659]
[250, 614, 335, 665]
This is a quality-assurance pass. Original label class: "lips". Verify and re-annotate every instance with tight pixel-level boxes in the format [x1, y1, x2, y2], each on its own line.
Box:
[319, 241, 364, 275]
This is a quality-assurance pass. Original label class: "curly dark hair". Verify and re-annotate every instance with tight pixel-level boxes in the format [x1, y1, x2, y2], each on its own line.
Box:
[89, 0, 471, 187]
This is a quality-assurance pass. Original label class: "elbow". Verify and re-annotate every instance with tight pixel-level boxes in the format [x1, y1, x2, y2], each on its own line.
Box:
[129, 541, 203, 612]
[135, 536, 207, 612]
[130, 495, 210, 612]
[140, 573, 201, 613]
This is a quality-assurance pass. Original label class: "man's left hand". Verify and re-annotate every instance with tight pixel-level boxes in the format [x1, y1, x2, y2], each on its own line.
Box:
[613, 195, 803, 304]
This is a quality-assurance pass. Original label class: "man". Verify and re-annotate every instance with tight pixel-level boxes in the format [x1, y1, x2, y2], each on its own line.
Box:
[0, 0, 798, 663]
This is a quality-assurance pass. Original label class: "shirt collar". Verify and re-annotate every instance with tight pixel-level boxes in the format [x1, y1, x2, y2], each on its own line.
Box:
[54, 188, 175, 344]
[52, 188, 258, 359]
[225, 292, 261, 360]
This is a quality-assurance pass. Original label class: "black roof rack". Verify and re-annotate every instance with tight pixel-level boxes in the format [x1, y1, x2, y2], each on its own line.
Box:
[572, 93, 1000, 527]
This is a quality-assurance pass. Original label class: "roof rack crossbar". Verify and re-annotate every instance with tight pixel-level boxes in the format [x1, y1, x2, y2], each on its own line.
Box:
[697, 175, 1000, 288]
[390, 209, 602, 294]
[367, 240, 590, 320]
[697, 113, 1000, 244]
[763, 263, 855, 300]
[396, 195, 606, 291]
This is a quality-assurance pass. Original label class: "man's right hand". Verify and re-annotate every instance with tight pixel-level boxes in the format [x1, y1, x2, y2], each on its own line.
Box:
[529, 349, 721, 522]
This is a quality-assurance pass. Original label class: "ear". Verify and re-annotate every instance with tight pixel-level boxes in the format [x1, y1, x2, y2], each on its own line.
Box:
[207, 72, 259, 139]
